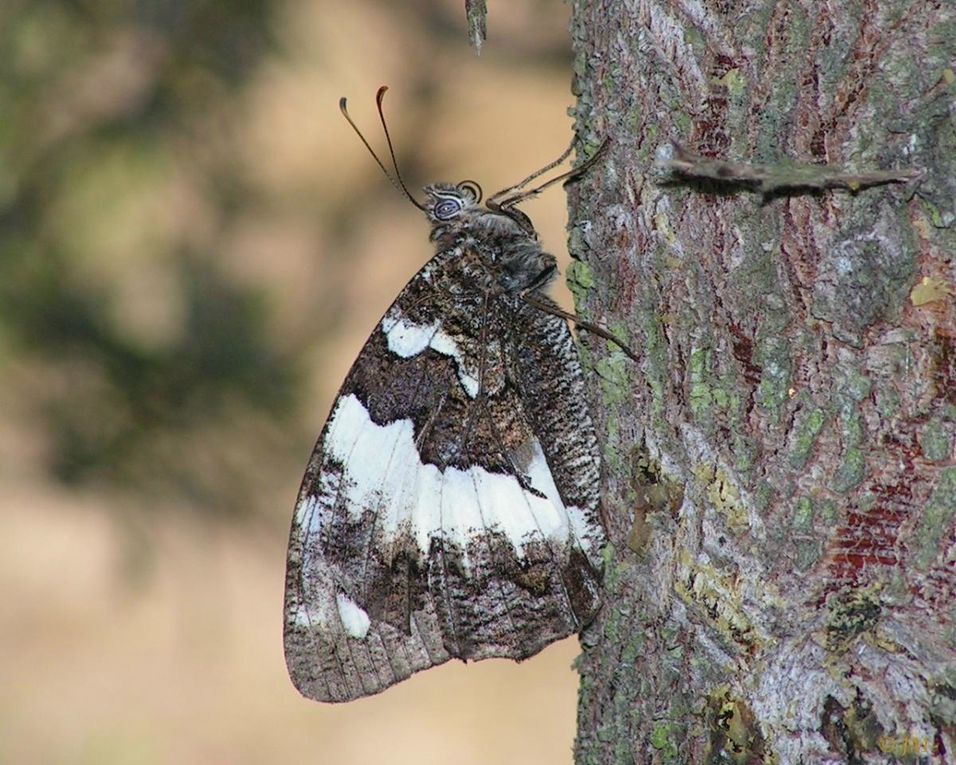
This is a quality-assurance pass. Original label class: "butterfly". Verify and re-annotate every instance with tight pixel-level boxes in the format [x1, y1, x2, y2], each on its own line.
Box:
[283, 87, 617, 703]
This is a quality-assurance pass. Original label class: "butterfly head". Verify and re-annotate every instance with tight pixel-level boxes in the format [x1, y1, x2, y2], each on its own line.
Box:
[423, 179, 536, 241]
[422, 181, 483, 225]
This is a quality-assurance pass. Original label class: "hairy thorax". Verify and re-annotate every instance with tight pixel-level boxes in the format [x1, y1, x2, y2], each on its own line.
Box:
[430, 207, 557, 295]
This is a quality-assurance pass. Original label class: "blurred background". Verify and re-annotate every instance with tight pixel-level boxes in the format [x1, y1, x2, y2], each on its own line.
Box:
[0, 0, 588, 762]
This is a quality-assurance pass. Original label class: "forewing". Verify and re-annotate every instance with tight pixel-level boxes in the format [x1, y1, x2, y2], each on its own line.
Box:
[284, 248, 605, 703]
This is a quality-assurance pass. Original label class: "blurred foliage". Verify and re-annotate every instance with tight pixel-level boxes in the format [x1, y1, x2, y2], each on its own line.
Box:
[0, 0, 574, 520]
[0, 0, 306, 515]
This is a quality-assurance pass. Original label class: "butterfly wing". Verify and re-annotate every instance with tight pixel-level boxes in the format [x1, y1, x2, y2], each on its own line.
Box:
[284, 246, 605, 703]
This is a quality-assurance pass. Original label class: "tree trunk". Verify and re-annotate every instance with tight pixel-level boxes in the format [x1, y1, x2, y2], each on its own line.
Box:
[566, 2, 956, 763]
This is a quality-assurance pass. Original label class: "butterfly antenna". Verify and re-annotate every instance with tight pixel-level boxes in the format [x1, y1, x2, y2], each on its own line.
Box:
[339, 90, 425, 211]
[375, 86, 426, 211]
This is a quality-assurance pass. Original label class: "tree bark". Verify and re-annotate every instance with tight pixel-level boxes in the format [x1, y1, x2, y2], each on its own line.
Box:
[566, 2, 956, 763]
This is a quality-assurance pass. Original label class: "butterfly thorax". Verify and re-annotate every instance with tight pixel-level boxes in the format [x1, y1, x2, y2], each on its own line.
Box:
[424, 182, 556, 295]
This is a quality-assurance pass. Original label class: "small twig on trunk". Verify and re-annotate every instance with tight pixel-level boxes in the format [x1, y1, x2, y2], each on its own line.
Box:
[660, 142, 921, 196]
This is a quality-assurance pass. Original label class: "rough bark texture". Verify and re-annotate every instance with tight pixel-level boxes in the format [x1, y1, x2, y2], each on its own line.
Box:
[566, 2, 956, 763]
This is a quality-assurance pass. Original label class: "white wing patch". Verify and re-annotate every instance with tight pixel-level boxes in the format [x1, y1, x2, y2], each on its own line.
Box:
[319, 393, 585, 563]
[381, 310, 439, 357]
[335, 593, 371, 639]
[381, 308, 481, 398]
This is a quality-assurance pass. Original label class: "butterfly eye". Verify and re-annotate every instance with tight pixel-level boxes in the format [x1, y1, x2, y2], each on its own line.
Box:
[434, 198, 463, 220]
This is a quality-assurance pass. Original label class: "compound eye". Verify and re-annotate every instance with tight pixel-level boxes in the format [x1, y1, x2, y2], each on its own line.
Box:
[434, 198, 463, 220]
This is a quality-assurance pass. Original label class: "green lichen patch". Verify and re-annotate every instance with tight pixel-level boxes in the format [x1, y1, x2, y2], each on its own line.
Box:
[717, 68, 746, 100]
[602, 392, 639, 482]
[919, 417, 952, 462]
[606, 320, 631, 354]
[826, 587, 883, 653]
[818, 499, 839, 525]
[601, 542, 624, 593]
[684, 343, 742, 430]
[594, 351, 632, 410]
[795, 539, 824, 571]
[649, 721, 680, 761]
[791, 495, 814, 530]
[832, 447, 866, 493]
[731, 433, 758, 475]
[566, 258, 596, 302]
[913, 468, 956, 570]
[832, 409, 867, 493]
[788, 407, 828, 469]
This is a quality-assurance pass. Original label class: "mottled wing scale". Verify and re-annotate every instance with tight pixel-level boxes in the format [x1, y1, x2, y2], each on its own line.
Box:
[284, 244, 604, 703]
